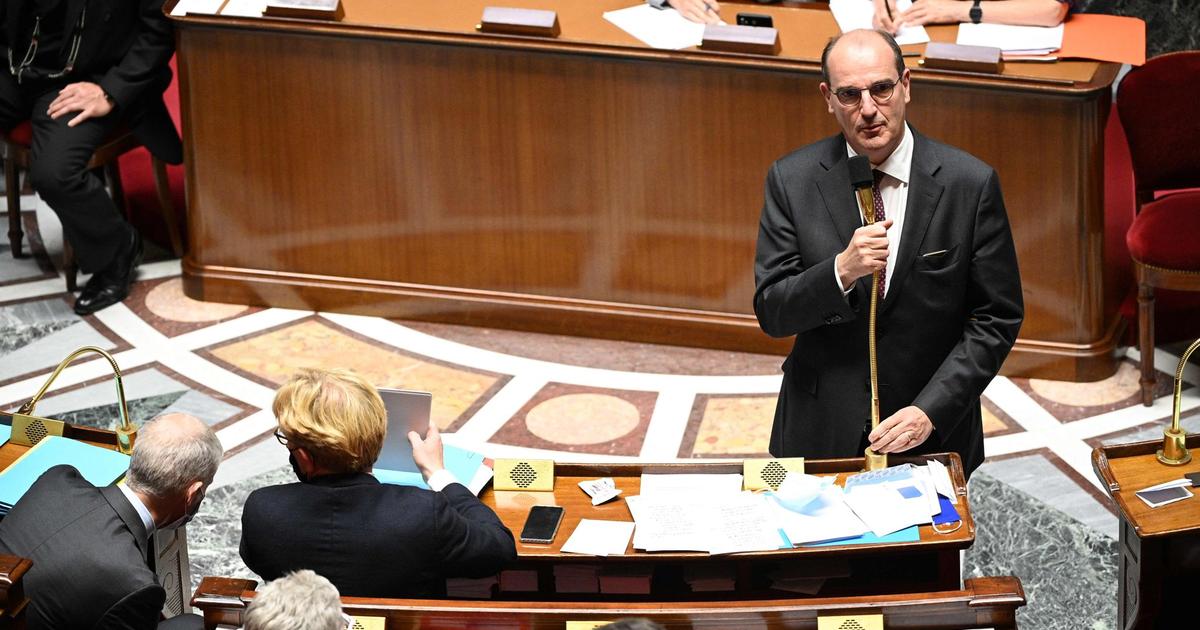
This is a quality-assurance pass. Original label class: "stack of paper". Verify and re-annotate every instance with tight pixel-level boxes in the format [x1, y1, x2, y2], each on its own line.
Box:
[602, 4, 705, 50]
[768, 484, 869, 545]
[829, 0, 930, 46]
[956, 22, 1064, 55]
[170, 0, 224, 16]
[554, 564, 600, 593]
[561, 519, 636, 556]
[445, 576, 497, 599]
[599, 565, 654, 594]
[498, 569, 539, 592]
[0, 436, 130, 515]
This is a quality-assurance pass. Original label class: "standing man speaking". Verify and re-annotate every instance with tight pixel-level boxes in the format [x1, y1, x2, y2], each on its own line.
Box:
[753, 29, 1023, 477]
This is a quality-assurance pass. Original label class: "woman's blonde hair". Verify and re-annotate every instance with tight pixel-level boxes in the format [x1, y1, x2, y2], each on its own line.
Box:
[273, 368, 386, 474]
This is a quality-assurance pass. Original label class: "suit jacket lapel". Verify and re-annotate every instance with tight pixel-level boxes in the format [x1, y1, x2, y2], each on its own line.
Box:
[100, 484, 152, 565]
[815, 137, 864, 259]
[882, 131, 944, 315]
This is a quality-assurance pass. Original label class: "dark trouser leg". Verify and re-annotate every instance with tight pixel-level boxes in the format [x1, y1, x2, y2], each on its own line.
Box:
[0, 72, 33, 256]
[27, 88, 126, 274]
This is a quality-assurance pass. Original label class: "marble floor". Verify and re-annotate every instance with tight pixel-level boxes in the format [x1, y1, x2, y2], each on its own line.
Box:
[3, 192, 1199, 630]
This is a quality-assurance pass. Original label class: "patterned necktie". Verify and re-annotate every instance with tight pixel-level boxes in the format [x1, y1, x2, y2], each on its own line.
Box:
[872, 170, 887, 300]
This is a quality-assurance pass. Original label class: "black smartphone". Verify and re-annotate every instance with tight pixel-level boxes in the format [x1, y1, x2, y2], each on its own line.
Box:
[736, 12, 774, 28]
[519, 505, 565, 544]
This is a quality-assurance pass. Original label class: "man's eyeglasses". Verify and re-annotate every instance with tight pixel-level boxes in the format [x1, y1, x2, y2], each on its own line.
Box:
[833, 79, 900, 107]
[274, 430, 290, 446]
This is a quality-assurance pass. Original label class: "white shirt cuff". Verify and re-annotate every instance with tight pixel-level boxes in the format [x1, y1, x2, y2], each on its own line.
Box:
[426, 468, 459, 492]
[833, 258, 853, 298]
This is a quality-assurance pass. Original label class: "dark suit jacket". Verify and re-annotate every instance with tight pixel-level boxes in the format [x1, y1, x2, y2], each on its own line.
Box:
[0, 465, 164, 630]
[240, 473, 518, 598]
[753, 130, 1023, 476]
[0, 0, 182, 164]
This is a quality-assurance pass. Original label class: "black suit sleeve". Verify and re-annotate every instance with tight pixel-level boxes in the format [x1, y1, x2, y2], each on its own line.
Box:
[432, 484, 517, 578]
[92, 583, 165, 630]
[98, 0, 174, 110]
[913, 168, 1023, 436]
[754, 162, 858, 338]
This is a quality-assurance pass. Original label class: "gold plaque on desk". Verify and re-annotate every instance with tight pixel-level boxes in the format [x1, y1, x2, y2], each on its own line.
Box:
[817, 614, 883, 630]
[494, 458, 554, 491]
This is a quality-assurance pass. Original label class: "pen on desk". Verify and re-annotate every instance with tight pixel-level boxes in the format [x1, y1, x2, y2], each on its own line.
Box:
[885, 0, 893, 22]
[703, 1, 716, 14]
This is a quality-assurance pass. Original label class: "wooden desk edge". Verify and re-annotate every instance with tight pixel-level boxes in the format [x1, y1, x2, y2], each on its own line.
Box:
[164, 2, 1117, 95]
[1092, 435, 1200, 538]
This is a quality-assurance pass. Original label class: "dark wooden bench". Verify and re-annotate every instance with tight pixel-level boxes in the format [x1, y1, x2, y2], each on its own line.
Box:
[0, 554, 31, 630]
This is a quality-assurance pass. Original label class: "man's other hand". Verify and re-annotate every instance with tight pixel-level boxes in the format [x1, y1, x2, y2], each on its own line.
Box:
[670, 0, 723, 24]
[872, 0, 899, 33]
[48, 82, 114, 127]
[869, 405, 934, 453]
[895, 0, 971, 29]
[836, 218, 892, 289]
[408, 420, 446, 481]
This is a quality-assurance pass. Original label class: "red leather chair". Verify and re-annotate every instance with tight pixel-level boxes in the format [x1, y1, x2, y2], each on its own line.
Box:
[1118, 51, 1200, 406]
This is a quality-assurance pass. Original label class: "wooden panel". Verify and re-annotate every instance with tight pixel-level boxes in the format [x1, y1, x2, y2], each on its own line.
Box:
[172, 1, 1120, 380]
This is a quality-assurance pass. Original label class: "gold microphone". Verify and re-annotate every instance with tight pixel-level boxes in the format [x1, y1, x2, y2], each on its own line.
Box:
[848, 156, 886, 472]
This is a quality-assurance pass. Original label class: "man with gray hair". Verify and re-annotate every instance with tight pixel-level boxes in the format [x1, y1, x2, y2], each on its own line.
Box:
[243, 570, 346, 630]
[0, 413, 223, 630]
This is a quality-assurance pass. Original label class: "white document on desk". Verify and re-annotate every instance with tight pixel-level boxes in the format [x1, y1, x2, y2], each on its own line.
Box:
[221, 0, 267, 17]
[844, 482, 931, 537]
[627, 491, 780, 553]
[625, 495, 711, 552]
[768, 487, 869, 545]
[603, 5, 705, 50]
[829, 0, 930, 46]
[707, 493, 785, 555]
[956, 22, 1064, 54]
[171, 0, 225, 16]
[561, 519, 636, 556]
[639, 473, 743, 498]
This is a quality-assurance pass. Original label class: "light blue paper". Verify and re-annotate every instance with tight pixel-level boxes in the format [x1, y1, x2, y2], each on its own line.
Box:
[0, 436, 130, 507]
[0, 424, 10, 446]
[803, 524, 921, 547]
[374, 444, 483, 490]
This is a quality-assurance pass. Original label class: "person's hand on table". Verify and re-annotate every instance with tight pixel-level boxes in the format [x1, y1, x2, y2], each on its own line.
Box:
[868, 406, 934, 454]
[670, 0, 723, 25]
[408, 420, 445, 482]
[894, 0, 971, 29]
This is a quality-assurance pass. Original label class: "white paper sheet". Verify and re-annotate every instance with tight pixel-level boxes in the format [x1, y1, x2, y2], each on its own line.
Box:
[171, 0, 225, 16]
[829, 0, 930, 46]
[843, 483, 930, 537]
[956, 22, 1064, 54]
[768, 487, 869, 545]
[220, 0, 267, 17]
[627, 491, 780, 554]
[603, 5, 705, 50]
[926, 458, 958, 504]
[707, 493, 786, 555]
[561, 519, 636, 556]
[626, 495, 712, 552]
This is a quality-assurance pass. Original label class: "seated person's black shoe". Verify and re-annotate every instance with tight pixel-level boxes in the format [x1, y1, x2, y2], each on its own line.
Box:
[74, 229, 143, 316]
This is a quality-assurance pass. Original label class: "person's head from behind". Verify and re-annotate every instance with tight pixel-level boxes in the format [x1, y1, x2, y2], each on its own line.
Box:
[818, 29, 911, 165]
[273, 367, 386, 480]
[243, 570, 346, 630]
[124, 413, 223, 529]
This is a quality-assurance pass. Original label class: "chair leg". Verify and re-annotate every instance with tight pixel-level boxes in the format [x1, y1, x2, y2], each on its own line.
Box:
[151, 157, 184, 257]
[1138, 280, 1156, 406]
[5, 152, 23, 258]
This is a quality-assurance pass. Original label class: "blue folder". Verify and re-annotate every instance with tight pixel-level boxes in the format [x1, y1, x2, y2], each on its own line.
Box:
[373, 444, 484, 491]
[0, 436, 130, 508]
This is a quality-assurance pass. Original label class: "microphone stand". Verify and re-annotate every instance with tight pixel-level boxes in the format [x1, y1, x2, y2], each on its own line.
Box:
[854, 182, 887, 472]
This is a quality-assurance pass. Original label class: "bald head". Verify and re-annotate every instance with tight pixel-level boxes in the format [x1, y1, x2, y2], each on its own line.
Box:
[126, 413, 223, 499]
[820, 29, 906, 87]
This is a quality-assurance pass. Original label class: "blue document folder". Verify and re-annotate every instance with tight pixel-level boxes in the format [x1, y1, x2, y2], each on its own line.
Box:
[0, 424, 10, 447]
[373, 444, 484, 491]
[803, 525, 921, 547]
[0, 436, 130, 509]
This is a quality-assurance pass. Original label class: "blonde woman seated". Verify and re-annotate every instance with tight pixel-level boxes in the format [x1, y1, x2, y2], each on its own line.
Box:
[874, 0, 1075, 31]
[239, 368, 516, 598]
[243, 571, 345, 630]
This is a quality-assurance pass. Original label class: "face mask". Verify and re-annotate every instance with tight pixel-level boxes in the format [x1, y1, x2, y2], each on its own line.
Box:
[161, 487, 205, 531]
[289, 452, 309, 483]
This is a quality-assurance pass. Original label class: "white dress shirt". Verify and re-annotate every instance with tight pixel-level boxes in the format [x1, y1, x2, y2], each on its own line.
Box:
[118, 482, 157, 539]
[426, 468, 459, 492]
[835, 123, 914, 299]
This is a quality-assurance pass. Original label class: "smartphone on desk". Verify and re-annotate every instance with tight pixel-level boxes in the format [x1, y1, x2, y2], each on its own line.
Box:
[519, 505, 565, 544]
[736, 12, 774, 28]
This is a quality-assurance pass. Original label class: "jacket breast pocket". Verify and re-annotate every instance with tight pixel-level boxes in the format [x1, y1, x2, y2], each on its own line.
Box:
[914, 245, 960, 273]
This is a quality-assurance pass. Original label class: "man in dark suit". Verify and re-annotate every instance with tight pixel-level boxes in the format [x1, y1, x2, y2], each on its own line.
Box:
[753, 29, 1023, 477]
[240, 368, 517, 598]
[0, 413, 223, 629]
[0, 0, 182, 315]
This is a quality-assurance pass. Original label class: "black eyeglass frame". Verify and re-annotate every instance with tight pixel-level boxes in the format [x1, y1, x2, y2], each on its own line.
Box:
[832, 78, 901, 107]
[274, 429, 290, 446]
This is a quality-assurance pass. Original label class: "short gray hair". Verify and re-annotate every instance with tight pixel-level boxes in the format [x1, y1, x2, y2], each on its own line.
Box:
[125, 414, 222, 499]
[244, 570, 344, 630]
[820, 29, 906, 85]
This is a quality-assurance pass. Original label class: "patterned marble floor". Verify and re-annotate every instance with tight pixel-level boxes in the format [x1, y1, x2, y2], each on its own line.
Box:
[4, 193, 1199, 630]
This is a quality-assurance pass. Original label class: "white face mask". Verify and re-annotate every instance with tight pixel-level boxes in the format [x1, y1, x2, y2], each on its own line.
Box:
[161, 486, 205, 531]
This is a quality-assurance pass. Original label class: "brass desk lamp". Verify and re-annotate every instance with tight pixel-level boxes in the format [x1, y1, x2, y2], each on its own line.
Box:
[11, 346, 136, 455]
[1157, 337, 1200, 466]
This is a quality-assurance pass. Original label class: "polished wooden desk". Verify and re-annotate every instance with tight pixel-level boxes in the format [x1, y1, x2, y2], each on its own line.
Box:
[1093, 437, 1200, 630]
[473, 453, 974, 599]
[0, 555, 30, 630]
[192, 575, 1026, 630]
[168, 1, 1120, 381]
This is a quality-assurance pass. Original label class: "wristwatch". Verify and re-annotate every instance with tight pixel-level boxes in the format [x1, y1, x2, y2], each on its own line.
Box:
[969, 0, 983, 24]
